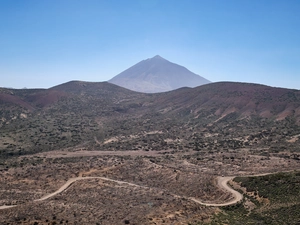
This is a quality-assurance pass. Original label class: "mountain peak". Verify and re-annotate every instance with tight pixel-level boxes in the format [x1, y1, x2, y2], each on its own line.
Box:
[152, 55, 164, 60]
[109, 56, 211, 93]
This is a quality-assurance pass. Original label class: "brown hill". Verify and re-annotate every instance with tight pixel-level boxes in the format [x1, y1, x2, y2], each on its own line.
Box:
[0, 81, 299, 157]
[1, 81, 299, 122]
[0, 88, 68, 110]
[50, 80, 145, 97]
[149, 82, 300, 122]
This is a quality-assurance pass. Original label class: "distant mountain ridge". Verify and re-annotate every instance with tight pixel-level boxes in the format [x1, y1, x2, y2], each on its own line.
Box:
[109, 55, 211, 93]
[1, 81, 299, 122]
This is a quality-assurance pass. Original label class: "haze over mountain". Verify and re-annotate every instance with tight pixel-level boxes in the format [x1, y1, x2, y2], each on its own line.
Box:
[109, 55, 211, 93]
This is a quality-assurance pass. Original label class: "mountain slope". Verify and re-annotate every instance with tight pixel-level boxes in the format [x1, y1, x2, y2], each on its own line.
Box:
[0, 81, 299, 157]
[0, 88, 69, 110]
[109, 55, 211, 93]
[149, 82, 300, 122]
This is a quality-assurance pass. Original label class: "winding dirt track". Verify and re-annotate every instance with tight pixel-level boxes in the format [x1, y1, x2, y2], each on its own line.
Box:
[189, 176, 243, 206]
[0, 176, 242, 210]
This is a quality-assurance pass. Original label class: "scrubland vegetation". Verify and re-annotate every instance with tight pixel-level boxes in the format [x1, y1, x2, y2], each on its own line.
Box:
[0, 82, 300, 224]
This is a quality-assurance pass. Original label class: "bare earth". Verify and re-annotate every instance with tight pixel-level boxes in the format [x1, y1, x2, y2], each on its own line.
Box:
[27, 149, 179, 158]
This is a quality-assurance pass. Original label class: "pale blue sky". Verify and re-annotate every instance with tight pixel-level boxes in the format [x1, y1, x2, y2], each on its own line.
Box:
[0, 0, 299, 89]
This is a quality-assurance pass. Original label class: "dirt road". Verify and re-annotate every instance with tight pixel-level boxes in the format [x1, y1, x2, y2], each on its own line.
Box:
[0, 175, 242, 210]
[0, 176, 152, 210]
[188, 176, 242, 206]
[37, 176, 154, 202]
[27, 150, 179, 159]
[0, 205, 16, 210]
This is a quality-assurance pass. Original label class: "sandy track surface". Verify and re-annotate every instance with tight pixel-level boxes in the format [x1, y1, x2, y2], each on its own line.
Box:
[0, 175, 243, 210]
[0, 205, 16, 210]
[7, 170, 292, 210]
[189, 176, 243, 206]
[0, 176, 157, 210]
[27, 150, 179, 158]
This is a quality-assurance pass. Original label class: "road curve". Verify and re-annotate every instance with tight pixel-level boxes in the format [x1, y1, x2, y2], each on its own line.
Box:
[0, 176, 151, 210]
[0, 176, 241, 210]
[189, 176, 243, 206]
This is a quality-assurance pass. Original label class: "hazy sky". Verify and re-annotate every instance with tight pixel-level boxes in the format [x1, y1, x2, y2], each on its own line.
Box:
[1, 0, 299, 89]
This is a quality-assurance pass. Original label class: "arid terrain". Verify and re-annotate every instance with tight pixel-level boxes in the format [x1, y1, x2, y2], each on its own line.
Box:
[1, 81, 300, 224]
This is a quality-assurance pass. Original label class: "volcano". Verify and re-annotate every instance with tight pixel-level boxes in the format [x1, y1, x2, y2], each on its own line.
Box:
[109, 55, 211, 93]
